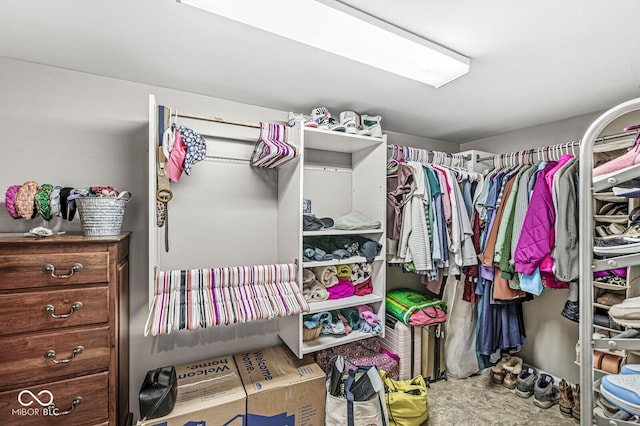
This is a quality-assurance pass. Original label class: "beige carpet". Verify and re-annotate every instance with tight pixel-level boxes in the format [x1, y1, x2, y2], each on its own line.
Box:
[426, 373, 577, 425]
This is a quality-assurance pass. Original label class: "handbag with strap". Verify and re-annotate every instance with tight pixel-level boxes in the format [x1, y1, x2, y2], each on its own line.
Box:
[380, 370, 429, 426]
[139, 365, 178, 420]
[325, 357, 388, 426]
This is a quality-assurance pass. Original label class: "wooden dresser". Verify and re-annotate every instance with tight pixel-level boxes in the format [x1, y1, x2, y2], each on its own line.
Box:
[0, 233, 130, 425]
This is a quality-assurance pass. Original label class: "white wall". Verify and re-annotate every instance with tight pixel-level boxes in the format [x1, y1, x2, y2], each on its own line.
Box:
[0, 57, 457, 420]
[461, 108, 640, 385]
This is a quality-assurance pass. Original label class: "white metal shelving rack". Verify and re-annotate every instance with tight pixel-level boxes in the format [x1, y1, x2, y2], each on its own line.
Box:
[579, 97, 640, 426]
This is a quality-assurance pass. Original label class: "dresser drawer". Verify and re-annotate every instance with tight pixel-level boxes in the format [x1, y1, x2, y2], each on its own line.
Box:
[0, 371, 109, 425]
[0, 286, 108, 335]
[0, 326, 110, 391]
[0, 252, 108, 290]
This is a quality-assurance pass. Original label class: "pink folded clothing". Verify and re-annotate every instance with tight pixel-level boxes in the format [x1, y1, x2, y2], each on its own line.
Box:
[354, 277, 373, 296]
[357, 304, 378, 326]
[328, 278, 355, 300]
[408, 306, 446, 326]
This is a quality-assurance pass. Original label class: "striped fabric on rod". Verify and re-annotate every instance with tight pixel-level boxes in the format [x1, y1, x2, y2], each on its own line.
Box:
[145, 263, 309, 336]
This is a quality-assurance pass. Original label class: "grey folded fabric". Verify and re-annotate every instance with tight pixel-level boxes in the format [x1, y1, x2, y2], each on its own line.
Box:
[332, 210, 381, 230]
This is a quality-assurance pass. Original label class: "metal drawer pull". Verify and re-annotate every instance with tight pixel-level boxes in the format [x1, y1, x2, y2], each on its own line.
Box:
[49, 397, 83, 416]
[42, 263, 83, 279]
[43, 302, 83, 318]
[44, 346, 84, 364]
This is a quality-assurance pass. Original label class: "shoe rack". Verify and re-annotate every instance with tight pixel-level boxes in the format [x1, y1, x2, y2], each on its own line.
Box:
[578, 97, 640, 426]
[591, 150, 640, 372]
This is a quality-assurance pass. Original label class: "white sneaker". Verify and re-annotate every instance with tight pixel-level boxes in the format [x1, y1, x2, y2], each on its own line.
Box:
[339, 111, 359, 134]
[609, 296, 640, 328]
[288, 112, 317, 128]
[359, 114, 383, 138]
[311, 107, 346, 132]
[601, 374, 640, 416]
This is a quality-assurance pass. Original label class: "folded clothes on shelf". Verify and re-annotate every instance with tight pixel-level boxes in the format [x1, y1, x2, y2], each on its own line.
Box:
[332, 210, 381, 230]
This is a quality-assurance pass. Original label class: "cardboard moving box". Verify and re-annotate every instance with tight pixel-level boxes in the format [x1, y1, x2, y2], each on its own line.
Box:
[234, 345, 325, 426]
[137, 355, 246, 426]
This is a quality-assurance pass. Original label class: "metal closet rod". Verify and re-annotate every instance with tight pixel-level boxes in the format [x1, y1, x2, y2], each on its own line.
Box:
[475, 129, 638, 162]
[176, 111, 261, 129]
[386, 144, 462, 157]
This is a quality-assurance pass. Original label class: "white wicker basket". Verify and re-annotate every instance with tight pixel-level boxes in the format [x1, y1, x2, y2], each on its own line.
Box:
[76, 192, 131, 237]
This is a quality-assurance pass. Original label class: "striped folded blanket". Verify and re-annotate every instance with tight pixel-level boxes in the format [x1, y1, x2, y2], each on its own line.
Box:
[386, 288, 447, 326]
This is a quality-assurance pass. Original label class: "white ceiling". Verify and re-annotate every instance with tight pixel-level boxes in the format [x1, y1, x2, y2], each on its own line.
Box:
[2, 0, 640, 143]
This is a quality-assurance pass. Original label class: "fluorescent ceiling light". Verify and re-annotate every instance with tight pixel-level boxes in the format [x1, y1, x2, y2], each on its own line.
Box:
[178, 0, 470, 88]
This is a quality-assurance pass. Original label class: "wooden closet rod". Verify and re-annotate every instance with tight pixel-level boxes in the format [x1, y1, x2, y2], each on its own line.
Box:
[475, 129, 638, 162]
[177, 111, 261, 129]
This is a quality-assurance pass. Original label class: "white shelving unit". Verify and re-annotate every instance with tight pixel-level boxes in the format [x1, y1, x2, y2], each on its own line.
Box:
[578, 97, 640, 426]
[278, 121, 387, 357]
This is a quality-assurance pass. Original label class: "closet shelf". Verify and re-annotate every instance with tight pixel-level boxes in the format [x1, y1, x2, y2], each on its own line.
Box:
[593, 324, 626, 334]
[593, 281, 629, 291]
[303, 127, 383, 153]
[301, 330, 382, 355]
[303, 229, 383, 237]
[593, 191, 628, 202]
[592, 303, 613, 311]
[594, 215, 629, 224]
[592, 253, 640, 273]
[307, 294, 383, 314]
[574, 361, 623, 376]
[593, 163, 640, 192]
[303, 255, 385, 268]
[593, 338, 640, 351]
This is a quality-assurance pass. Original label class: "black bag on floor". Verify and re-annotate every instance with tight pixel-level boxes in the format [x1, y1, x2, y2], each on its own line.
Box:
[139, 365, 177, 420]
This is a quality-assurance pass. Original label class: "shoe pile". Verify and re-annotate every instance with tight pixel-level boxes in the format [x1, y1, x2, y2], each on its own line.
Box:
[504, 359, 580, 417]
[289, 107, 383, 138]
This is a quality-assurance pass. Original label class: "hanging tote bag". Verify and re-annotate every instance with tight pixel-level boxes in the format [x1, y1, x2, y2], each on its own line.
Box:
[380, 370, 428, 426]
[325, 362, 388, 426]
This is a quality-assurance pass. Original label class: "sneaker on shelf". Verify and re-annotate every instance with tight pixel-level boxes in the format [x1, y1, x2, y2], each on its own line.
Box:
[534, 373, 560, 409]
[597, 393, 621, 417]
[593, 124, 640, 177]
[358, 114, 383, 138]
[288, 111, 317, 128]
[561, 300, 579, 322]
[558, 379, 574, 417]
[339, 111, 359, 134]
[595, 203, 629, 224]
[601, 374, 640, 416]
[622, 364, 640, 374]
[311, 107, 346, 132]
[515, 366, 537, 398]
[595, 312, 625, 331]
[595, 223, 627, 238]
[609, 296, 640, 328]
[594, 207, 640, 255]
